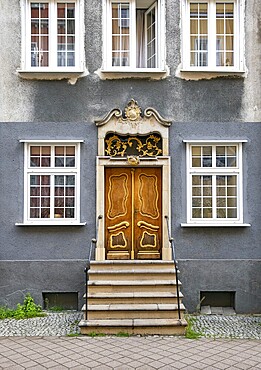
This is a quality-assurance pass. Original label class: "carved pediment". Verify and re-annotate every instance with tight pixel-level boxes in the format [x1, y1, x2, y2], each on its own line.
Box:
[96, 99, 171, 157]
[95, 99, 171, 127]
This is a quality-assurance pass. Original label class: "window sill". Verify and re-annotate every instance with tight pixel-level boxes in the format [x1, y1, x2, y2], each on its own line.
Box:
[96, 67, 169, 80]
[176, 68, 246, 81]
[15, 222, 87, 226]
[181, 223, 251, 227]
[180, 68, 245, 73]
[17, 69, 88, 83]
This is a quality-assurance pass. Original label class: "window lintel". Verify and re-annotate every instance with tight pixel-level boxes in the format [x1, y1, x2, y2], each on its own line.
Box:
[183, 139, 248, 143]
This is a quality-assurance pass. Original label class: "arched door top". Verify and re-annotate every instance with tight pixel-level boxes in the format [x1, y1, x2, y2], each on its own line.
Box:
[95, 99, 172, 156]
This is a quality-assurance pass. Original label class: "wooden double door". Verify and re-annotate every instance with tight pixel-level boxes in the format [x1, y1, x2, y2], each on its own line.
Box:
[105, 167, 162, 260]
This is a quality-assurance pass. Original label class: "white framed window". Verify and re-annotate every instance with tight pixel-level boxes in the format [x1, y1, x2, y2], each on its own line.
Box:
[181, 0, 244, 72]
[21, 0, 84, 71]
[103, 0, 165, 71]
[184, 141, 248, 226]
[20, 141, 84, 225]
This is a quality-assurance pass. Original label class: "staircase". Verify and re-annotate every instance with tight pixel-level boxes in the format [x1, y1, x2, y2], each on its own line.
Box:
[79, 260, 187, 335]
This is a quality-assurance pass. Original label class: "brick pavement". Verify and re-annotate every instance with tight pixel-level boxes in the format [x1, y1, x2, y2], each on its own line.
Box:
[0, 336, 260, 369]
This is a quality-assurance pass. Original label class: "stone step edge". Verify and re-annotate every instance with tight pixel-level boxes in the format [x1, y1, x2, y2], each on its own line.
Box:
[90, 261, 176, 266]
[88, 280, 181, 285]
[84, 292, 184, 298]
[89, 269, 178, 275]
[79, 318, 187, 327]
[81, 303, 186, 311]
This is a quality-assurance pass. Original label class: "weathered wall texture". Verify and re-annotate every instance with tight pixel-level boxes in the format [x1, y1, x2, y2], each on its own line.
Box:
[242, 0, 261, 121]
[0, 0, 260, 312]
[0, 1, 260, 123]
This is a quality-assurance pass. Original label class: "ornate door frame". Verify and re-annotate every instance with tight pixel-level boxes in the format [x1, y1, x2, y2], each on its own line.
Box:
[95, 100, 173, 261]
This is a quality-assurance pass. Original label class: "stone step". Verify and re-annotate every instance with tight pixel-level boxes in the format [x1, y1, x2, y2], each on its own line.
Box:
[88, 280, 181, 294]
[79, 318, 187, 335]
[80, 260, 186, 336]
[82, 303, 185, 320]
[89, 260, 176, 272]
[88, 269, 177, 281]
[86, 291, 183, 305]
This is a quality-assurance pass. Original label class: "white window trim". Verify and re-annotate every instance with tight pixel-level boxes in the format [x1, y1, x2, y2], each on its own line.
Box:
[181, 0, 245, 73]
[16, 140, 86, 226]
[182, 140, 250, 227]
[102, 0, 166, 72]
[20, 0, 85, 73]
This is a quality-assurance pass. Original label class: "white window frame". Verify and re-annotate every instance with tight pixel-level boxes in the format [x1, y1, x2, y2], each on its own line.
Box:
[182, 140, 250, 227]
[102, 0, 166, 72]
[181, 0, 245, 72]
[21, 0, 85, 72]
[17, 140, 85, 226]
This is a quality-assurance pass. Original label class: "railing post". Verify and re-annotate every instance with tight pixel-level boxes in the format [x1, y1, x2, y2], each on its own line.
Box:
[165, 216, 181, 322]
[84, 231, 99, 321]
[84, 266, 89, 320]
[84, 217, 102, 322]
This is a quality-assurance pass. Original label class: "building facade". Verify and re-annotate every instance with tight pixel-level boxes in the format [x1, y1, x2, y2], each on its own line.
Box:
[0, 0, 260, 313]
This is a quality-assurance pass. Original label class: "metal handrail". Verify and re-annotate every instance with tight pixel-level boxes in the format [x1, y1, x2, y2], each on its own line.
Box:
[84, 215, 102, 320]
[165, 215, 181, 321]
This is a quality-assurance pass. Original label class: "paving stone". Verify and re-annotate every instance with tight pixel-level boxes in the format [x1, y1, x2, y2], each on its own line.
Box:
[200, 305, 211, 314]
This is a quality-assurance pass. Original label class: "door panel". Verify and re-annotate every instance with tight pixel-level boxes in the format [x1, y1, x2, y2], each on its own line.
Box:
[105, 167, 162, 260]
[134, 168, 162, 259]
[105, 168, 132, 260]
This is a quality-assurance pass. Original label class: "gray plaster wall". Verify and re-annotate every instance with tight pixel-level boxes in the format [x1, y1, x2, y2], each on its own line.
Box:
[0, 260, 86, 309]
[0, 1, 260, 123]
[0, 123, 260, 311]
[0, 1, 260, 312]
[179, 259, 261, 313]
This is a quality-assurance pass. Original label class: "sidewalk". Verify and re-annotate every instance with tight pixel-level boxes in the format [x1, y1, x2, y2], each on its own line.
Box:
[0, 336, 260, 369]
[0, 313, 260, 369]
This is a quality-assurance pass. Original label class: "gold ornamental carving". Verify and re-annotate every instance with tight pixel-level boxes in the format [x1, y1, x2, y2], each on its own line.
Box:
[127, 156, 140, 166]
[140, 231, 157, 249]
[105, 134, 162, 157]
[137, 221, 159, 231]
[124, 99, 142, 121]
[108, 221, 130, 232]
[110, 231, 128, 249]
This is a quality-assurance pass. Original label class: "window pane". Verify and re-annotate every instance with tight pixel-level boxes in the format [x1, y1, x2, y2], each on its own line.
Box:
[227, 208, 237, 218]
[146, 5, 157, 68]
[54, 175, 76, 219]
[30, 3, 49, 67]
[216, 175, 237, 218]
[192, 175, 212, 219]
[192, 198, 202, 207]
[30, 175, 50, 219]
[55, 146, 75, 167]
[192, 146, 212, 167]
[192, 208, 202, 218]
[30, 146, 51, 167]
[190, 3, 208, 67]
[203, 208, 212, 218]
[216, 2, 234, 67]
[111, 3, 130, 67]
[216, 146, 237, 167]
[57, 3, 65, 17]
[57, 3, 76, 67]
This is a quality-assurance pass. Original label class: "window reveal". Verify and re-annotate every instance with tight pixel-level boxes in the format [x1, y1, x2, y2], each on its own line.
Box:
[105, 0, 164, 70]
